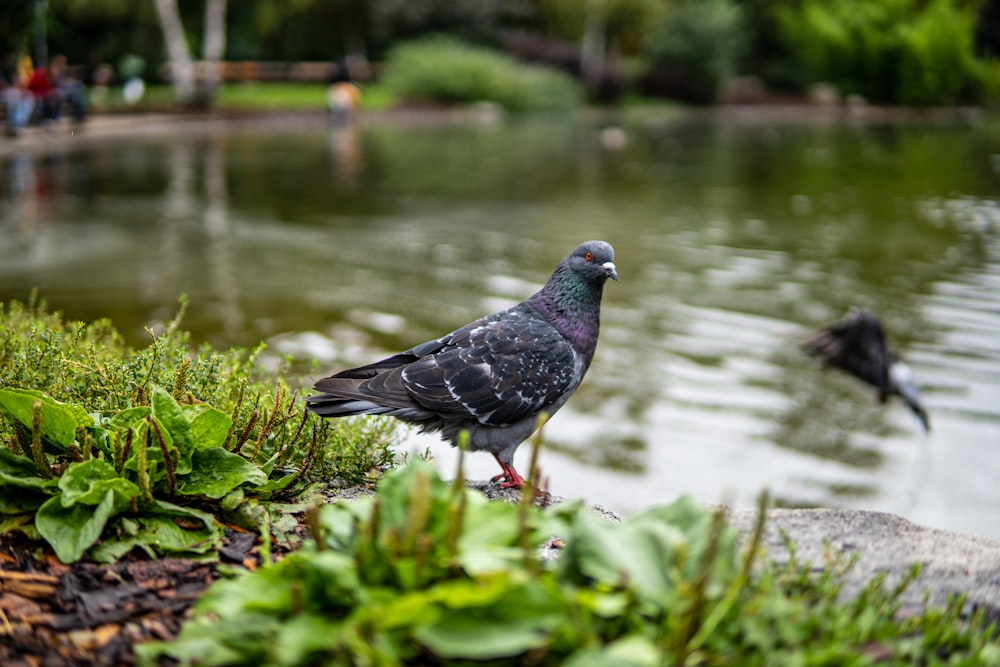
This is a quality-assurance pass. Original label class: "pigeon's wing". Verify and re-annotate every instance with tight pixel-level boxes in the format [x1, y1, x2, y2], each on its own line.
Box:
[802, 312, 890, 389]
[398, 310, 580, 426]
[323, 337, 450, 380]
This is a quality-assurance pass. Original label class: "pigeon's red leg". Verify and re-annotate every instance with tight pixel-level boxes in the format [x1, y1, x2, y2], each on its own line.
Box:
[489, 454, 506, 483]
[490, 454, 526, 489]
[497, 463, 526, 490]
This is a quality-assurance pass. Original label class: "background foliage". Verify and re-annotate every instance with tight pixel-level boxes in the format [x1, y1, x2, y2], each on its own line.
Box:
[381, 35, 581, 111]
[3, 0, 1000, 105]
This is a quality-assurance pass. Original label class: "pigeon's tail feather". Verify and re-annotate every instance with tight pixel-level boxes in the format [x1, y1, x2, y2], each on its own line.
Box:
[306, 395, 395, 418]
[307, 373, 426, 420]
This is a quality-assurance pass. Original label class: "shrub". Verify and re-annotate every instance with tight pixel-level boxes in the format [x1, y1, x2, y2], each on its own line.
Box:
[641, 0, 746, 103]
[381, 35, 582, 111]
[772, 0, 995, 105]
[896, 0, 984, 105]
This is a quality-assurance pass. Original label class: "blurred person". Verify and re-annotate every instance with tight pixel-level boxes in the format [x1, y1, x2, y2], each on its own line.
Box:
[326, 58, 361, 124]
[27, 55, 87, 124]
[1, 52, 35, 136]
[88, 63, 114, 109]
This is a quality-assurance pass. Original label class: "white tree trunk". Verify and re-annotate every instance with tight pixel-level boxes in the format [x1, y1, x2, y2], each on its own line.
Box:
[581, 0, 606, 89]
[152, 0, 196, 104]
[202, 0, 227, 98]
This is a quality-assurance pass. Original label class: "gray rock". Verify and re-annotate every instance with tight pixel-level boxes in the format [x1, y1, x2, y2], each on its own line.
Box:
[725, 507, 1000, 619]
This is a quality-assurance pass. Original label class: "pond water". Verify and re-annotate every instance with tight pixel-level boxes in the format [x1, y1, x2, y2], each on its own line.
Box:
[2, 108, 999, 538]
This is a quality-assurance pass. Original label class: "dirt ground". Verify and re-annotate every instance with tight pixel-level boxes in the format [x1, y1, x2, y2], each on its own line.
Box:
[0, 525, 274, 667]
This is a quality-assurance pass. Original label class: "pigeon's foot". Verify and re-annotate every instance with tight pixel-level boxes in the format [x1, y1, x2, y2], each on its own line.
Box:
[490, 459, 527, 489]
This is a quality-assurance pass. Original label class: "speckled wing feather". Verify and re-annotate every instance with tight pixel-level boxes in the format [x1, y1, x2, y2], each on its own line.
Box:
[399, 308, 579, 426]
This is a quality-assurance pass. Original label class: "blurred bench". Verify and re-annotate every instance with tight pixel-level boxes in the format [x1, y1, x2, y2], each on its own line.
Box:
[184, 61, 337, 82]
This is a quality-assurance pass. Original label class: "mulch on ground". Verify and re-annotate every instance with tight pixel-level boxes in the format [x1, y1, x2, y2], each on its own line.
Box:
[0, 525, 279, 667]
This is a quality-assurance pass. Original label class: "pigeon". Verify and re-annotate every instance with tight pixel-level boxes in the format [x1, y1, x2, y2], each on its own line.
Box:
[306, 240, 619, 488]
[801, 307, 930, 432]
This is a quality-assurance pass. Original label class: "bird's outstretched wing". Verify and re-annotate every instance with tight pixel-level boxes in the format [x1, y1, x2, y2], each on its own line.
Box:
[802, 310, 890, 390]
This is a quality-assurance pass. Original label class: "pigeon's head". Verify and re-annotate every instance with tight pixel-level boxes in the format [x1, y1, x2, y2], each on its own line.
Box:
[567, 240, 618, 284]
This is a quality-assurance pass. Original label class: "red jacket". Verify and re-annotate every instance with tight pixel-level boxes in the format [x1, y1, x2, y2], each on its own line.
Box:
[26, 68, 54, 97]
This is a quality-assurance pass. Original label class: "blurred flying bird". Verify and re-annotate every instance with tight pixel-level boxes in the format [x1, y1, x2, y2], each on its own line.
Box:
[801, 307, 930, 432]
[307, 240, 619, 488]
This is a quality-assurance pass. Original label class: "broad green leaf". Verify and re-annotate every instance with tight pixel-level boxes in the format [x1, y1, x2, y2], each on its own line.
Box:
[151, 385, 195, 455]
[375, 461, 448, 525]
[100, 499, 223, 556]
[632, 498, 739, 581]
[220, 488, 244, 511]
[36, 489, 118, 563]
[251, 472, 297, 495]
[136, 622, 258, 667]
[0, 388, 92, 451]
[318, 503, 361, 551]
[416, 580, 564, 659]
[138, 500, 222, 554]
[59, 459, 139, 511]
[559, 509, 683, 603]
[564, 635, 663, 667]
[0, 486, 49, 514]
[185, 404, 233, 450]
[86, 425, 116, 459]
[458, 497, 524, 574]
[176, 447, 268, 498]
[0, 448, 58, 491]
[274, 614, 341, 666]
[0, 513, 33, 533]
[108, 406, 151, 430]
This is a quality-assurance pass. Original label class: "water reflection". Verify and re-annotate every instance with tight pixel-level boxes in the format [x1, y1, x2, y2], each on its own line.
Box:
[1, 110, 998, 538]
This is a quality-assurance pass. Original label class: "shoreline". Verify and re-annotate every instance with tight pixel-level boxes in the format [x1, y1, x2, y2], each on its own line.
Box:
[1, 102, 989, 157]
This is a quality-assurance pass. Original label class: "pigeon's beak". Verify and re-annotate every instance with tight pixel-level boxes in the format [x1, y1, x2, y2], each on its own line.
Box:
[603, 261, 619, 281]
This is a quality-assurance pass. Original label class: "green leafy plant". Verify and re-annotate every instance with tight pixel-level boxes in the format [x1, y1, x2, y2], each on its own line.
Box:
[0, 295, 401, 562]
[382, 35, 582, 111]
[140, 459, 1000, 666]
[0, 384, 276, 562]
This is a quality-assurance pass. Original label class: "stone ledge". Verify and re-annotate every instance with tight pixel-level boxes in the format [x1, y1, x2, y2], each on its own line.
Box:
[470, 480, 1000, 619]
[725, 507, 1000, 620]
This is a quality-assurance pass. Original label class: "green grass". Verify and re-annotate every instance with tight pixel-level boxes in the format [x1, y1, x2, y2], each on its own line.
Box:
[108, 81, 398, 112]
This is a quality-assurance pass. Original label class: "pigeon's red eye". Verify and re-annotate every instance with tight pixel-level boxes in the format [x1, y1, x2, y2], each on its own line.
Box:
[585, 252, 593, 261]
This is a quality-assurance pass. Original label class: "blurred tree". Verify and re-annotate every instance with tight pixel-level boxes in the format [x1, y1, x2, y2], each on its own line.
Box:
[640, 0, 745, 103]
[369, 0, 532, 49]
[0, 1, 35, 58]
[152, 0, 226, 105]
[526, 0, 664, 99]
[44, 0, 159, 82]
[152, 0, 195, 102]
[770, 0, 993, 104]
[228, 0, 370, 61]
[202, 0, 225, 98]
[534, 0, 665, 59]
